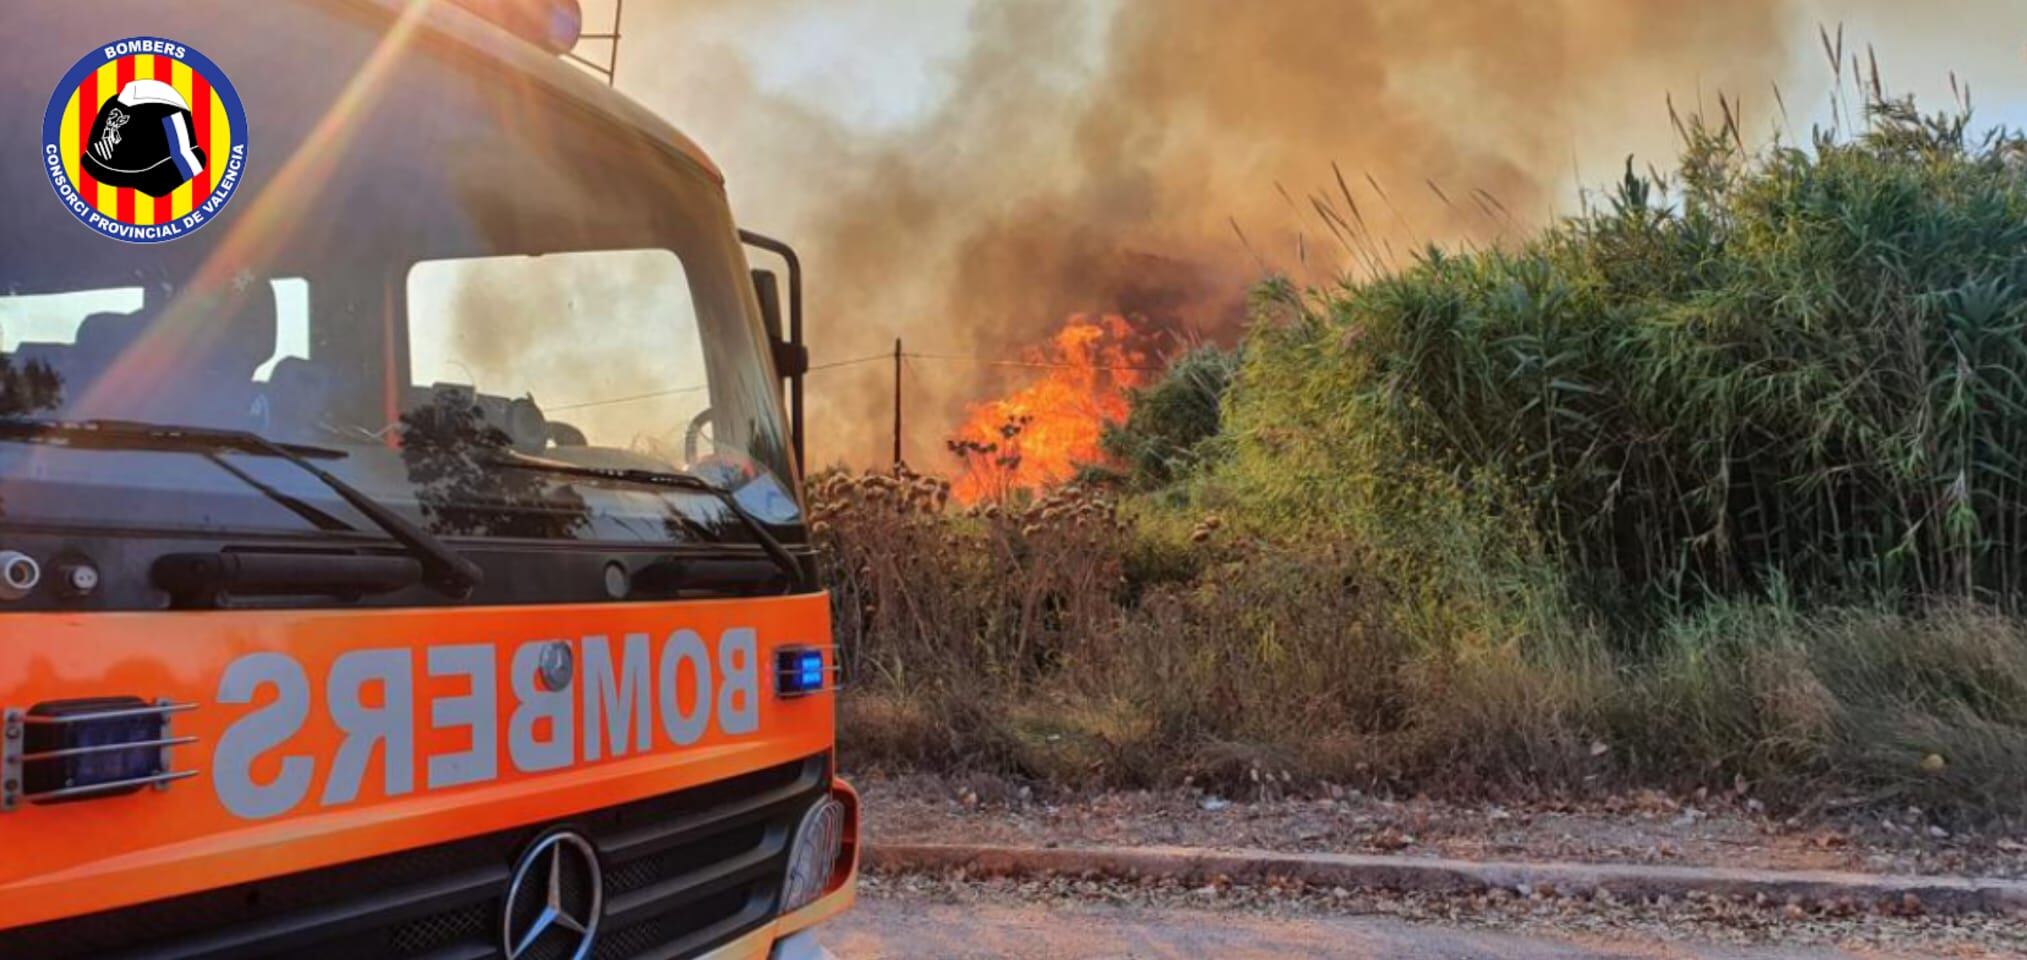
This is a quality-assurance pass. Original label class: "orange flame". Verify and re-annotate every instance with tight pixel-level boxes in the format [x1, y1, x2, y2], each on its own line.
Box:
[947, 314, 1149, 503]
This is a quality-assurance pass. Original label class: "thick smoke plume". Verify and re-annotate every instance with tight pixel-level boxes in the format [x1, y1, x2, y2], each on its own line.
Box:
[605, 0, 2022, 470]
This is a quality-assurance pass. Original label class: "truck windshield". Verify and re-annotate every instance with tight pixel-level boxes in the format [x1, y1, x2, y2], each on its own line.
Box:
[0, 1, 800, 548]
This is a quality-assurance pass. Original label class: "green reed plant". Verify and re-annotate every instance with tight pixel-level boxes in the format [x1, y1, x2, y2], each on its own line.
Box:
[1227, 97, 2027, 614]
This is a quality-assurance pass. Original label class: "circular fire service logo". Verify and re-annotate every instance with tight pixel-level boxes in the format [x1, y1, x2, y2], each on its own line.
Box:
[41, 37, 248, 243]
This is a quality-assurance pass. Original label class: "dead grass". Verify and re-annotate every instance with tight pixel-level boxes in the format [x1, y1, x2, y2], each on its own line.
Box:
[817, 466, 2027, 825]
[815, 466, 1606, 797]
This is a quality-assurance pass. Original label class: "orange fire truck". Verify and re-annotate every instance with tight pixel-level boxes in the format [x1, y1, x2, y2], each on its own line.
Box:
[0, 1, 853, 957]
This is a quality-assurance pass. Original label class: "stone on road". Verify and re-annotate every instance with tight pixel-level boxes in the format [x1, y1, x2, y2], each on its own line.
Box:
[825, 896, 1860, 959]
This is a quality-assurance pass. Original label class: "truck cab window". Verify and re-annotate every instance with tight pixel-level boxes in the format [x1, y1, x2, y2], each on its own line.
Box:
[406, 248, 715, 472]
[253, 277, 310, 381]
[0, 276, 307, 421]
[0, 287, 144, 351]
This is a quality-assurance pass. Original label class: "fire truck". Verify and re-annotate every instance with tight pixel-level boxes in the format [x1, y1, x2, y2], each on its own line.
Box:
[0, 1, 853, 957]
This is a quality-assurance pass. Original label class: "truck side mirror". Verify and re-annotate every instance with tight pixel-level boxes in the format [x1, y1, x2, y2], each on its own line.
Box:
[752, 268, 785, 344]
[740, 232, 807, 473]
[751, 269, 808, 379]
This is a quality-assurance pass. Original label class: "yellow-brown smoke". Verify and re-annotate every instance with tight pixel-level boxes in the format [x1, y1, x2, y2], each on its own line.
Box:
[603, 0, 2027, 471]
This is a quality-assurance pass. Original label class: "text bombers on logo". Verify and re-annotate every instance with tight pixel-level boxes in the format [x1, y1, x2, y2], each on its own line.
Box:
[41, 36, 249, 243]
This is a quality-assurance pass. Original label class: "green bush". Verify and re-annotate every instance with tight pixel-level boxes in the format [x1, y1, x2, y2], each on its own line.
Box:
[1184, 95, 2027, 819]
[1222, 100, 2027, 611]
[1099, 344, 1239, 492]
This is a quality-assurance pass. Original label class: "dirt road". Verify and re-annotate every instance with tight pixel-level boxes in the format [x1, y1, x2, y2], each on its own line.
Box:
[824, 895, 1862, 959]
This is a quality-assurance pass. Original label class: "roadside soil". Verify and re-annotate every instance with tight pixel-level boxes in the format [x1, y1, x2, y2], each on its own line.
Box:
[849, 773, 2027, 956]
[851, 871, 2027, 958]
[853, 772, 2027, 881]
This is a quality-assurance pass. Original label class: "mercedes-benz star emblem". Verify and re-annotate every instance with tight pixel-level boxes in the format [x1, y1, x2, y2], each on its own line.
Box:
[537, 641, 575, 692]
[503, 830, 603, 960]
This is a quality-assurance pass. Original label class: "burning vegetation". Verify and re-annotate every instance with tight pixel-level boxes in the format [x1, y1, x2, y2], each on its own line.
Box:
[944, 315, 1150, 503]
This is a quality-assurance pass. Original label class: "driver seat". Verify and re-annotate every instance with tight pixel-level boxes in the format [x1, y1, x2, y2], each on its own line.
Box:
[65, 283, 277, 428]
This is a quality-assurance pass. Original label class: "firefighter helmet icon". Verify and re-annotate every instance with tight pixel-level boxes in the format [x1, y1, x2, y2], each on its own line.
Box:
[83, 79, 207, 198]
[42, 36, 249, 243]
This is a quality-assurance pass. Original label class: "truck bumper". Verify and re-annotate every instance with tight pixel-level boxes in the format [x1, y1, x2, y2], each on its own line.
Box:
[695, 862, 857, 960]
[768, 930, 839, 960]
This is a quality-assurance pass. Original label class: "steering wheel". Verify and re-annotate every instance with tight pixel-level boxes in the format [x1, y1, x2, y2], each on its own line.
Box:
[682, 407, 763, 487]
[683, 408, 714, 464]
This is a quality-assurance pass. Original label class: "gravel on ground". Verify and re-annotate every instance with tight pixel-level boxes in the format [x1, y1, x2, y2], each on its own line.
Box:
[855, 772, 2027, 880]
[859, 866, 2027, 957]
[848, 771, 2027, 957]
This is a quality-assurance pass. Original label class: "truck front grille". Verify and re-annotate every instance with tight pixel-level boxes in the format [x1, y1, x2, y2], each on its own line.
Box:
[1, 754, 829, 960]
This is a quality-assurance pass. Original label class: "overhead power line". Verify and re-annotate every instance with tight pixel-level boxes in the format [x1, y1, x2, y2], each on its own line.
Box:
[805, 352, 892, 373]
[546, 348, 1163, 413]
[900, 351, 1166, 374]
[546, 382, 708, 412]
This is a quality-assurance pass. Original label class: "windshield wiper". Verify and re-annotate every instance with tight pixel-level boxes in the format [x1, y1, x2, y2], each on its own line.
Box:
[494, 452, 810, 593]
[0, 418, 483, 597]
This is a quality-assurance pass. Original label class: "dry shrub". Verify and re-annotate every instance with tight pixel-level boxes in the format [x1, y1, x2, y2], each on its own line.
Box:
[812, 464, 1128, 685]
[811, 466, 1132, 773]
[1624, 598, 2027, 822]
[816, 464, 2027, 821]
[1071, 543, 1413, 787]
[816, 469, 1608, 795]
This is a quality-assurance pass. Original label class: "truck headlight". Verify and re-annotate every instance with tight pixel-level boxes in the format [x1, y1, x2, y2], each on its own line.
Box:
[779, 796, 846, 914]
